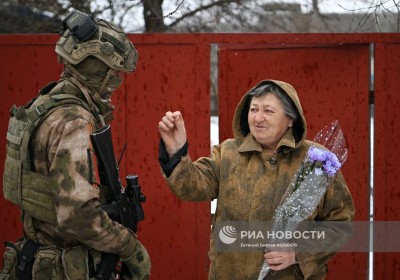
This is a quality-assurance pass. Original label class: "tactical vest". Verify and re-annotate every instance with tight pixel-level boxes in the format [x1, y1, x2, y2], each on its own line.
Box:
[3, 81, 101, 225]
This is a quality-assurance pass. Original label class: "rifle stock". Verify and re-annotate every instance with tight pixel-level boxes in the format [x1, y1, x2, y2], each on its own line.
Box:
[90, 125, 145, 280]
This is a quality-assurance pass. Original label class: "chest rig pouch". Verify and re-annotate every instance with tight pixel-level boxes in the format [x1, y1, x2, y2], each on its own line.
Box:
[2, 81, 94, 225]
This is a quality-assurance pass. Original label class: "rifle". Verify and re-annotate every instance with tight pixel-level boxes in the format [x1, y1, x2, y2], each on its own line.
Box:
[90, 125, 146, 280]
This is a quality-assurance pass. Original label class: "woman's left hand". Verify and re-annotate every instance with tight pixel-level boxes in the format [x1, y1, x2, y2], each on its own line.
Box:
[264, 250, 297, 271]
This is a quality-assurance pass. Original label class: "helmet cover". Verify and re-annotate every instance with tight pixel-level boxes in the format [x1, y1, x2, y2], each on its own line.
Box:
[55, 10, 138, 73]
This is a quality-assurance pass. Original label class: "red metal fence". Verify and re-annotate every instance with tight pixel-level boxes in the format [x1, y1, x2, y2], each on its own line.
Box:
[0, 33, 399, 279]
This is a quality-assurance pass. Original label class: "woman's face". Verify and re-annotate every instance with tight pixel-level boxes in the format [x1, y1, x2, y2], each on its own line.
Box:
[248, 93, 293, 151]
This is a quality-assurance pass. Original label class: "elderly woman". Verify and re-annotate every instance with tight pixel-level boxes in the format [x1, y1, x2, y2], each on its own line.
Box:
[158, 79, 354, 279]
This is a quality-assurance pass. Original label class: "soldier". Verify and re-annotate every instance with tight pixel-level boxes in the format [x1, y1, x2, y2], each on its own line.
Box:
[1, 10, 150, 280]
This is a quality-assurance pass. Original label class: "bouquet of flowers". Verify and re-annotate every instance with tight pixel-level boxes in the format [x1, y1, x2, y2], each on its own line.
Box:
[257, 120, 348, 280]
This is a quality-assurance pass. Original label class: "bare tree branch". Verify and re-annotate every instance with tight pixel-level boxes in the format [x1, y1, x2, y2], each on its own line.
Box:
[167, 0, 242, 28]
[163, 0, 185, 18]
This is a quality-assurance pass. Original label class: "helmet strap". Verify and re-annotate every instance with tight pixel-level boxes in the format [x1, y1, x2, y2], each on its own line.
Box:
[98, 68, 118, 95]
[63, 63, 115, 125]
[64, 64, 96, 112]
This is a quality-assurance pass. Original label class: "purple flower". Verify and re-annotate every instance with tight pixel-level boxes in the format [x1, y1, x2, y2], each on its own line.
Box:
[308, 146, 327, 162]
[307, 146, 342, 177]
[314, 168, 323, 175]
[326, 152, 341, 169]
[323, 161, 337, 176]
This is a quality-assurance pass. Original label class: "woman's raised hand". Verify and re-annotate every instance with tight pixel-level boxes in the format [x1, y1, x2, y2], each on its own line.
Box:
[158, 111, 187, 159]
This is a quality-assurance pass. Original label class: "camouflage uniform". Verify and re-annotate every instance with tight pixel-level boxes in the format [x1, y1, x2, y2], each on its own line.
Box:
[1, 10, 150, 280]
[160, 80, 355, 279]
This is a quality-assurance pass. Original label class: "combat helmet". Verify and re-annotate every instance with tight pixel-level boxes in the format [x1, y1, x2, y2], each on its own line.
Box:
[55, 10, 138, 73]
